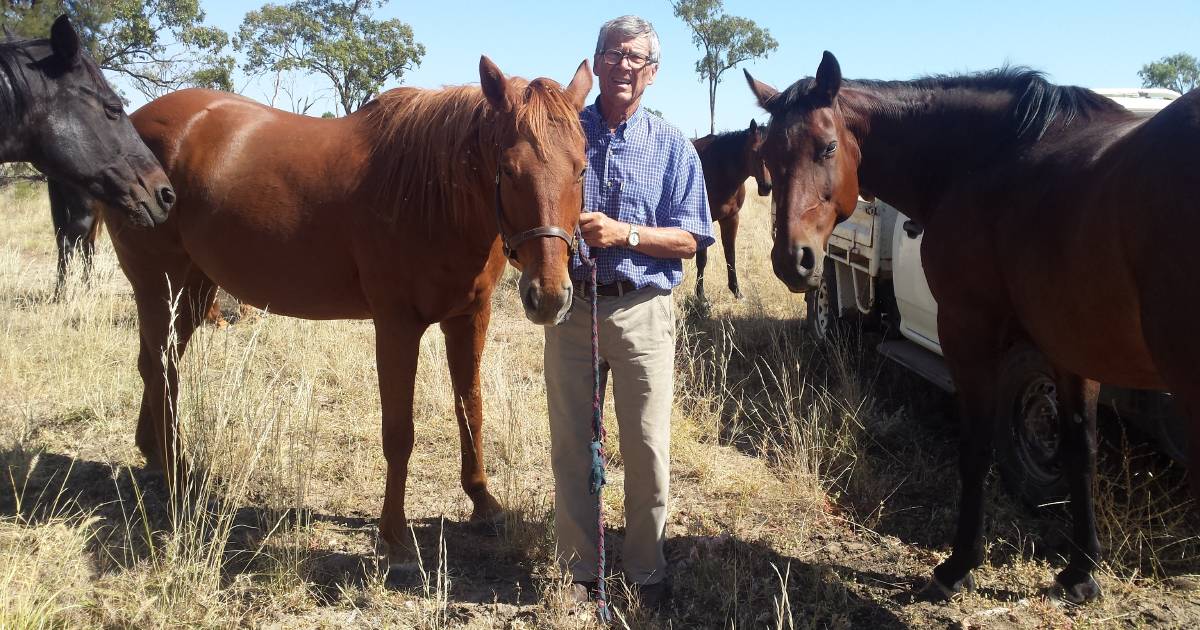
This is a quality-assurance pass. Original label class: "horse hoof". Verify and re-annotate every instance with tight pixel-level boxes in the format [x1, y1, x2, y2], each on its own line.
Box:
[376, 535, 418, 568]
[1052, 570, 1101, 605]
[922, 568, 975, 601]
[141, 456, 162, 474]
[470, 502, 506, 536]
[733, 291, 744, 301]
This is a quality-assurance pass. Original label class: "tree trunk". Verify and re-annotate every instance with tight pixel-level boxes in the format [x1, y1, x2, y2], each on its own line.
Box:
[708, 77, 716, 135]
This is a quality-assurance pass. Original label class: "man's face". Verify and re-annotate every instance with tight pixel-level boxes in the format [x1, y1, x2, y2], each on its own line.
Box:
[593, 34, 658, 110]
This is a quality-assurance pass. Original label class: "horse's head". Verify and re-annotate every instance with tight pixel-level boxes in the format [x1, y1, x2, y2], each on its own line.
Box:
[746, 51, 861, 293]
[479, 56, 591, 325]
[11, 16, 174, 227]
[745, 119, 772, 197]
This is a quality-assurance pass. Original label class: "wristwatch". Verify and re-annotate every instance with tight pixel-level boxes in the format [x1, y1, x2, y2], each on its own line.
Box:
[627, 223, 640, 247]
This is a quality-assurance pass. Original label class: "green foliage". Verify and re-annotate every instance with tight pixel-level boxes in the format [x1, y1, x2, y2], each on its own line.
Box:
[1138, 52, 1199, 94]
[236, 0, 425, 115]
[672, 0, 777, 134]
[1, 1, 234, 99]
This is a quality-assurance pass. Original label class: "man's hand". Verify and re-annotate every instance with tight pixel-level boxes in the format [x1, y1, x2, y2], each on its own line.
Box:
[579, 211, 632, 248]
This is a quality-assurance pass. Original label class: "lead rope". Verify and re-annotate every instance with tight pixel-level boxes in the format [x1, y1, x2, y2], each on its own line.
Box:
[583, 250, 611, 624]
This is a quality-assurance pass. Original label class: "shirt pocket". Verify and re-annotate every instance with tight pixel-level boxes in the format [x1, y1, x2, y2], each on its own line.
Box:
[616, 176, 664, 227]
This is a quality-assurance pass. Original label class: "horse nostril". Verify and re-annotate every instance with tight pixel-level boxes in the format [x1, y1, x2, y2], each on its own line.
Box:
[157, 186, 176, 210]
[522, 285, 540, 313]
[795, 245, 816, 278]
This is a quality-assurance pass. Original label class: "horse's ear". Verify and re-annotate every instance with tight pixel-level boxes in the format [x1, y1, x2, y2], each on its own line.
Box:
[50, 15, 81, 65]
[815, 50, 842, 102]
[744, 69, 778, 110]
[563, 59, 592, 112]
[749, 119, 758, 133]
[479, 55, 510, 113]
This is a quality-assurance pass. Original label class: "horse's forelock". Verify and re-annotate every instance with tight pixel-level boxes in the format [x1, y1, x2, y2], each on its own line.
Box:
[512, 77, 584, 159]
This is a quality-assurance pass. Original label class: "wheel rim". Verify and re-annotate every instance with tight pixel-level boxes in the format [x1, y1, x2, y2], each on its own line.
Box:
[1014, 375, 1062, 484]
[814, 279, 832, 336]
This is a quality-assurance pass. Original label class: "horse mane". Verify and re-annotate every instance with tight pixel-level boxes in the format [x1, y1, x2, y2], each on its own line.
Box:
[0, 40, 27, 121]
[0, 33, 110, 124]
[363, 76, 584, 225]
[696, 128, 749, 158]
[772, 67, 1127, 141]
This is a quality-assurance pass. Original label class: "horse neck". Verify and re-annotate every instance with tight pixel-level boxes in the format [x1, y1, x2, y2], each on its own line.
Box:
[358, 92, 502, 245]
[699, 132, 750, 196]
[843, 84, 1020, 223]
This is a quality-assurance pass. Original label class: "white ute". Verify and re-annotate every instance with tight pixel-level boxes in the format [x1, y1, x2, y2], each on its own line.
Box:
[808, 87, 1188, 506]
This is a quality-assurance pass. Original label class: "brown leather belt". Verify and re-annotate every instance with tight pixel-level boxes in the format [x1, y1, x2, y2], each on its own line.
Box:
[594, 279, 637, 297]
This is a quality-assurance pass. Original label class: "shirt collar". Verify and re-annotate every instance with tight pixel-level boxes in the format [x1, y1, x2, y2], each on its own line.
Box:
[585, 97, 648, 140]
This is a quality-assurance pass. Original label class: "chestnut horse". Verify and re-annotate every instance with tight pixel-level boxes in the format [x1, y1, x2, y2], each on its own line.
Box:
[747, 53, 1199, 603]
[1, 15, 172, 227]
[102, 57, 591, 562]
[691, 119, 772, 300]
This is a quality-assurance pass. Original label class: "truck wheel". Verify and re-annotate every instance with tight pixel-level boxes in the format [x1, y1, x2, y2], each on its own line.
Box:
[805, 264, 841, 340]
[993, 342, 1069, 508]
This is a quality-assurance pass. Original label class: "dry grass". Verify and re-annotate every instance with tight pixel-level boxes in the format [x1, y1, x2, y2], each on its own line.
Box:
[2, 181, 1198, 628]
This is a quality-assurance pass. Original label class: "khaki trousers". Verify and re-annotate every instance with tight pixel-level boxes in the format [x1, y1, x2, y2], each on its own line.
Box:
[544, 287, 675, 586]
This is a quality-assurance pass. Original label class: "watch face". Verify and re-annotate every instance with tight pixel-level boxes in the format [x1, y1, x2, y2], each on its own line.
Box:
[629, 229, 640, 247]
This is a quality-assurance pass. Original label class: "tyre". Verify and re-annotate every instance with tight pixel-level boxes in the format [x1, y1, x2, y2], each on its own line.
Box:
[805, 264, 842, 340]
[993, 342, 1069, 508]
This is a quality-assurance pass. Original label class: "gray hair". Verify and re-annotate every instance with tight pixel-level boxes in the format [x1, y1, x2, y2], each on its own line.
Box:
[595, 15, 660, 64]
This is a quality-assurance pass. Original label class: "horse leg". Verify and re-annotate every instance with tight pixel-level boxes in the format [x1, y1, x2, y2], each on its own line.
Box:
[49, 180, 98, 298]
[929, 319, 1002, 598]
[80, 212, 99, 286]
[373, 316, 427, 564]
[695, 242, 708, 301]
[719, 211, 743, 299]
[132, 268, 218, 483]
[441, 306, 504, 523]
[1053, 373, 1103, 603]
[50, 180, 76, 297]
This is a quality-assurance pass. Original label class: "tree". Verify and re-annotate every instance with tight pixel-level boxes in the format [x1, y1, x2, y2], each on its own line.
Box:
[1, 1, 234, 99]
[236, 0, 425, 116]
[672, 0, 777, 134]
[1138, 53, 1199, 94]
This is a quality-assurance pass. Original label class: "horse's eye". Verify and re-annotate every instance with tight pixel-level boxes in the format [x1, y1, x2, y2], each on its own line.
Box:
[104, 104, 122, 120]
[821, 141, 838, 160]
[577, 166, 587, 180]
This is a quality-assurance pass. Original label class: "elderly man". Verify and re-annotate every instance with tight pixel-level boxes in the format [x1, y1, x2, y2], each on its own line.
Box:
[544, 14, 713, 606]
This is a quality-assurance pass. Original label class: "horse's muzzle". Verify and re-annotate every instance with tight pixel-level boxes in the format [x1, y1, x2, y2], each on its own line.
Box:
[519, 276, 573, 325]
[772, 244, 821, 293]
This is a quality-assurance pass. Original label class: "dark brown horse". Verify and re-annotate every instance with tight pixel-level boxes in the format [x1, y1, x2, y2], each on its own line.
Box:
[747, 53, 1199, 604]
[1, 15, 172, 226]
[691, 120, 771, 300]
[101, 57, 591, 563]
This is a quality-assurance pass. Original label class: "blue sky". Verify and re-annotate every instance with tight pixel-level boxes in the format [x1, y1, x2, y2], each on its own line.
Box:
[123, 0, 1199, 138]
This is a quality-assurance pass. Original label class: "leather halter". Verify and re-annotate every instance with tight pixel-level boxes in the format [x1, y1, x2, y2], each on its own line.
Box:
[494, 165, 581, 262]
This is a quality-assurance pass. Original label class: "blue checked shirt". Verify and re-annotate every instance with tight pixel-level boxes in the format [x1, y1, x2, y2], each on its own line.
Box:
[573, 101, 714, 291]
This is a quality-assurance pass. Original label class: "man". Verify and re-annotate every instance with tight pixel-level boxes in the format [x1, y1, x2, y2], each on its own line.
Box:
[545, 15, 713, 606]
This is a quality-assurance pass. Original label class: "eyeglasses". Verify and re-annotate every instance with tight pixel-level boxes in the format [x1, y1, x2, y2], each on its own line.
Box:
[600, 49, 656, 69]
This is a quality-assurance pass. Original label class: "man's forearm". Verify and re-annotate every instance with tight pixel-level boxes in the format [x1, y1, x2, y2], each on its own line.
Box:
[629, 224, 698, 259]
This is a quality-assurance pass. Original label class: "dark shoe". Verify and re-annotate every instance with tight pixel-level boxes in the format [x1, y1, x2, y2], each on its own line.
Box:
[636, 580, 671, 609]
[570, 580, 600, 604]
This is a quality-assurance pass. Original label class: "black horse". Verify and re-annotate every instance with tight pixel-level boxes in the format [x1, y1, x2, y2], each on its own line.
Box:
[48, 177, 98, 293]
[1, 15, 173, 229]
